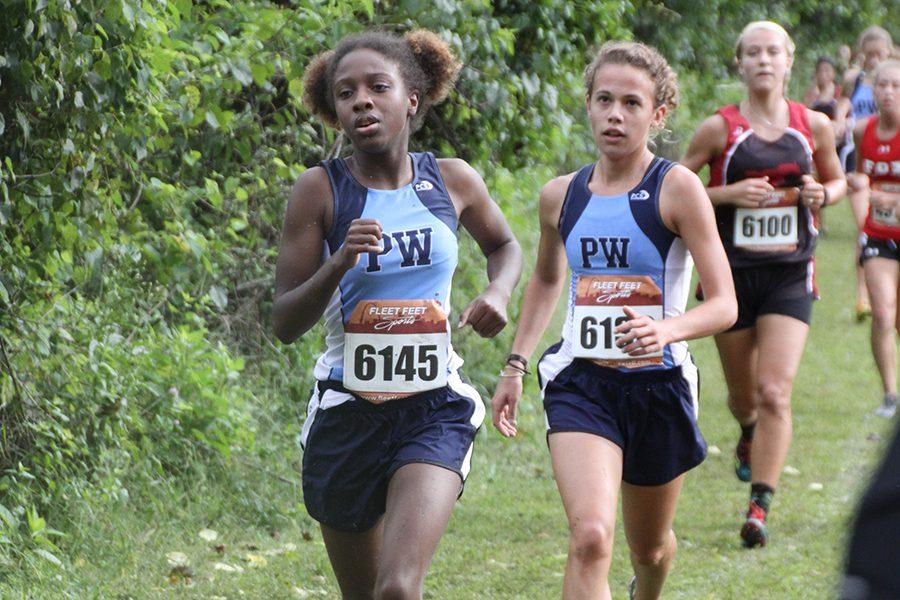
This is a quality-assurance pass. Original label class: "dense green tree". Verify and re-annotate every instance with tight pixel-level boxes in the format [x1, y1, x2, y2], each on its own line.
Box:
[0, 0, 892, 567]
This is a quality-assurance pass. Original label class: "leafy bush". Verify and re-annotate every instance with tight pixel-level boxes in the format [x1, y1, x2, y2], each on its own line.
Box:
[0, 0, 894, 569]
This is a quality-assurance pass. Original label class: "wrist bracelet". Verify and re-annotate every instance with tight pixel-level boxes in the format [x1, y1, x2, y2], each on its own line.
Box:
[499, 368, 525, 378]
[506, 353, 530, 372]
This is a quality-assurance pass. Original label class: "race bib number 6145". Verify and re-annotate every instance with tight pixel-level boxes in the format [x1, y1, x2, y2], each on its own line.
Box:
[343, 300, 449, 402]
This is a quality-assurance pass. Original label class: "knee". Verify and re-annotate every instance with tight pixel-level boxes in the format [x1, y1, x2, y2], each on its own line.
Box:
[630, 532, 675, 567]
[757, 381, 791, 415]
[569, 520, 614, 565]
[871, 304, 895, 331]
[375, 570, 421, 600]
[728, 391, 756, 412]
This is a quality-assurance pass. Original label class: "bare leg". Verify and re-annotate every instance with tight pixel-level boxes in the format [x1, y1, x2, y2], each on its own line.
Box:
[714, 328, 759, 427]
[621, 477, 684, 600]
[374, 463, 461, 600]
[320, 521, 384, 600]
[549, 432, 623, 600]
[849, 192, 871, 318]
[865, 257, 900, 396]
[751, 314, 809, 488]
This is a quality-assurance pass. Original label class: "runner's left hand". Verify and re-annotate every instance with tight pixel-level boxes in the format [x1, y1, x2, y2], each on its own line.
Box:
[615, 306, 673, 356]
[800, 175, 826, 209]
[458, 286, 509, 338]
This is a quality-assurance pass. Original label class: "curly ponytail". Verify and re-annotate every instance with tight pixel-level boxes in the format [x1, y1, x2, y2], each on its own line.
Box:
[300, 29, 460, 131]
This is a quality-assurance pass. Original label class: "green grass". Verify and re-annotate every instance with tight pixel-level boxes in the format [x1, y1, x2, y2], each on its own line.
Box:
[4, 202, 895, 599]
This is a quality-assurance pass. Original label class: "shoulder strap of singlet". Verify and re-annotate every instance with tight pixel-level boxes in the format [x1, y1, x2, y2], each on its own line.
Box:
[786, 100, 815, 153]
[852, 72, 865, 98]
[861, 114, 880, 148]
[716, 104, 748, 128]
[627, 157, 678, 261]
[558, 163, 595, 242]
[321, 158, 368, 256]
[410, 152, 458, 233]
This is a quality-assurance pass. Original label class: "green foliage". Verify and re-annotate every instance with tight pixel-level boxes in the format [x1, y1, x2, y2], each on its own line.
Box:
[0, 0, 894, 573]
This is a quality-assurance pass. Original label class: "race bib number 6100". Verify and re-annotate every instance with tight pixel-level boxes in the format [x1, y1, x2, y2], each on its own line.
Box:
[734, 187, 800, 252]
[343, 300, 449, 402]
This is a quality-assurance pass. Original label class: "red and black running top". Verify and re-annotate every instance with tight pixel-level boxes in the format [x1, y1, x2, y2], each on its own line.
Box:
[707, 101, 817, 268]
[860, 116, 900, 241]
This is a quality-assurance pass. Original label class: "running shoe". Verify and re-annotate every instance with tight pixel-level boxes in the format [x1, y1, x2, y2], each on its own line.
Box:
[734, 435, 752, 482]
[875, 394, 898, 419]
[740, 500, 768, 548]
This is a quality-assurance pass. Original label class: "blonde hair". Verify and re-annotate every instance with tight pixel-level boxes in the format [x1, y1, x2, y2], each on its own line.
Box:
[583, 41, 679, 111]
[734, 21, 795, 59]
[858, 25, 893, 51]
[874, 59, 900, 84]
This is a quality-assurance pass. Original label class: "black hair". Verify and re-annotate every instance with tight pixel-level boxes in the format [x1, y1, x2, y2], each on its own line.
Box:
[302, 30, 461, 131]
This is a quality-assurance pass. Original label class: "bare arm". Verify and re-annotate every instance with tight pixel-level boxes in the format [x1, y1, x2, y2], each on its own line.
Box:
[272, 168, 382, 344]
[616, 166, 736, 355]
[799, 109, 847, 209]
[440, 158, 523, 338]
[682, 114, 774, 207]
[491, 175, 572, 437]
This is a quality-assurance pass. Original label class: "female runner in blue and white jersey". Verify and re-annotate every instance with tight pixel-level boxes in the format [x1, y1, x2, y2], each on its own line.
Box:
[274, 30, 522, 599]
[491, 42, 736, 600]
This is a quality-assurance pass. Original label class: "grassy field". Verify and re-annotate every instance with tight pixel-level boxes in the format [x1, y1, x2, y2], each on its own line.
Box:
[7, 201, 896, 599]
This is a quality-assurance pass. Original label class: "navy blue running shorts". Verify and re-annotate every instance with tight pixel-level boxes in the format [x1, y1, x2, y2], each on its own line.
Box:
[729, 261, 815, 331]
[541, 357, 706, 487]
[300, 372, 483, 533]
[860, 235, 900, 264]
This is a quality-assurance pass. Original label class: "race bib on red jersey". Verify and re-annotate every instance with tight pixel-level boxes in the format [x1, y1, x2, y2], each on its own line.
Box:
[343, 300, 448, 402]
[871, 182, 900, 227]
[734, 187, 800, 252]
[571, 275, 664, 369]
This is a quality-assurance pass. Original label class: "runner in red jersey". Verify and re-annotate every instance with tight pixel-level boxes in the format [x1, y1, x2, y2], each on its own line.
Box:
[854, 60, 900, 418]
[682, 21, 846, 549]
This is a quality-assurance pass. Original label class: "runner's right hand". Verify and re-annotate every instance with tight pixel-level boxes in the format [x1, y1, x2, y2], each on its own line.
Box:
[491, 376, 522, 438]
[731, 176, 775, 207]
[334, 219, 383, 270]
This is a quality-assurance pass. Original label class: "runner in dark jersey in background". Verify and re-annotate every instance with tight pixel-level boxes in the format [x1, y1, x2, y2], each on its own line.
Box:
[683, 21, 846, 548]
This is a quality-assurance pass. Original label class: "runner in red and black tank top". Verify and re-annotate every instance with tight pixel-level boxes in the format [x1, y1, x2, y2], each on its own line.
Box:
[855, 61, 900, 419]
[860, 114, 900, 241]
[682, 21, 847, 551]
[709, 100, 816, 267]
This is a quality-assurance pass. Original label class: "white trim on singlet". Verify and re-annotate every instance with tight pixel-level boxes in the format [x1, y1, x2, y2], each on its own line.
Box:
[447, 369, 484, 480]
[721, 128, 755, 185]
[681, 353, 700, 418]
[299, 384, 321, 449]
[784, 126, 819, 238]
[662, 236, 693, 368]
[806, 259, 815, 295]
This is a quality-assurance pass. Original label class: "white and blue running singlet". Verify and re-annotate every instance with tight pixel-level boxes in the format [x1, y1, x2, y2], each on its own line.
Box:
[539, 157, 697, 390]
[312, 152, 462, 405]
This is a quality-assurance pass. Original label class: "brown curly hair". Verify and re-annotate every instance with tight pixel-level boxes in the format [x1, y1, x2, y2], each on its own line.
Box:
[302, 29, 461, 131]
[583, 41, 679, 113]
